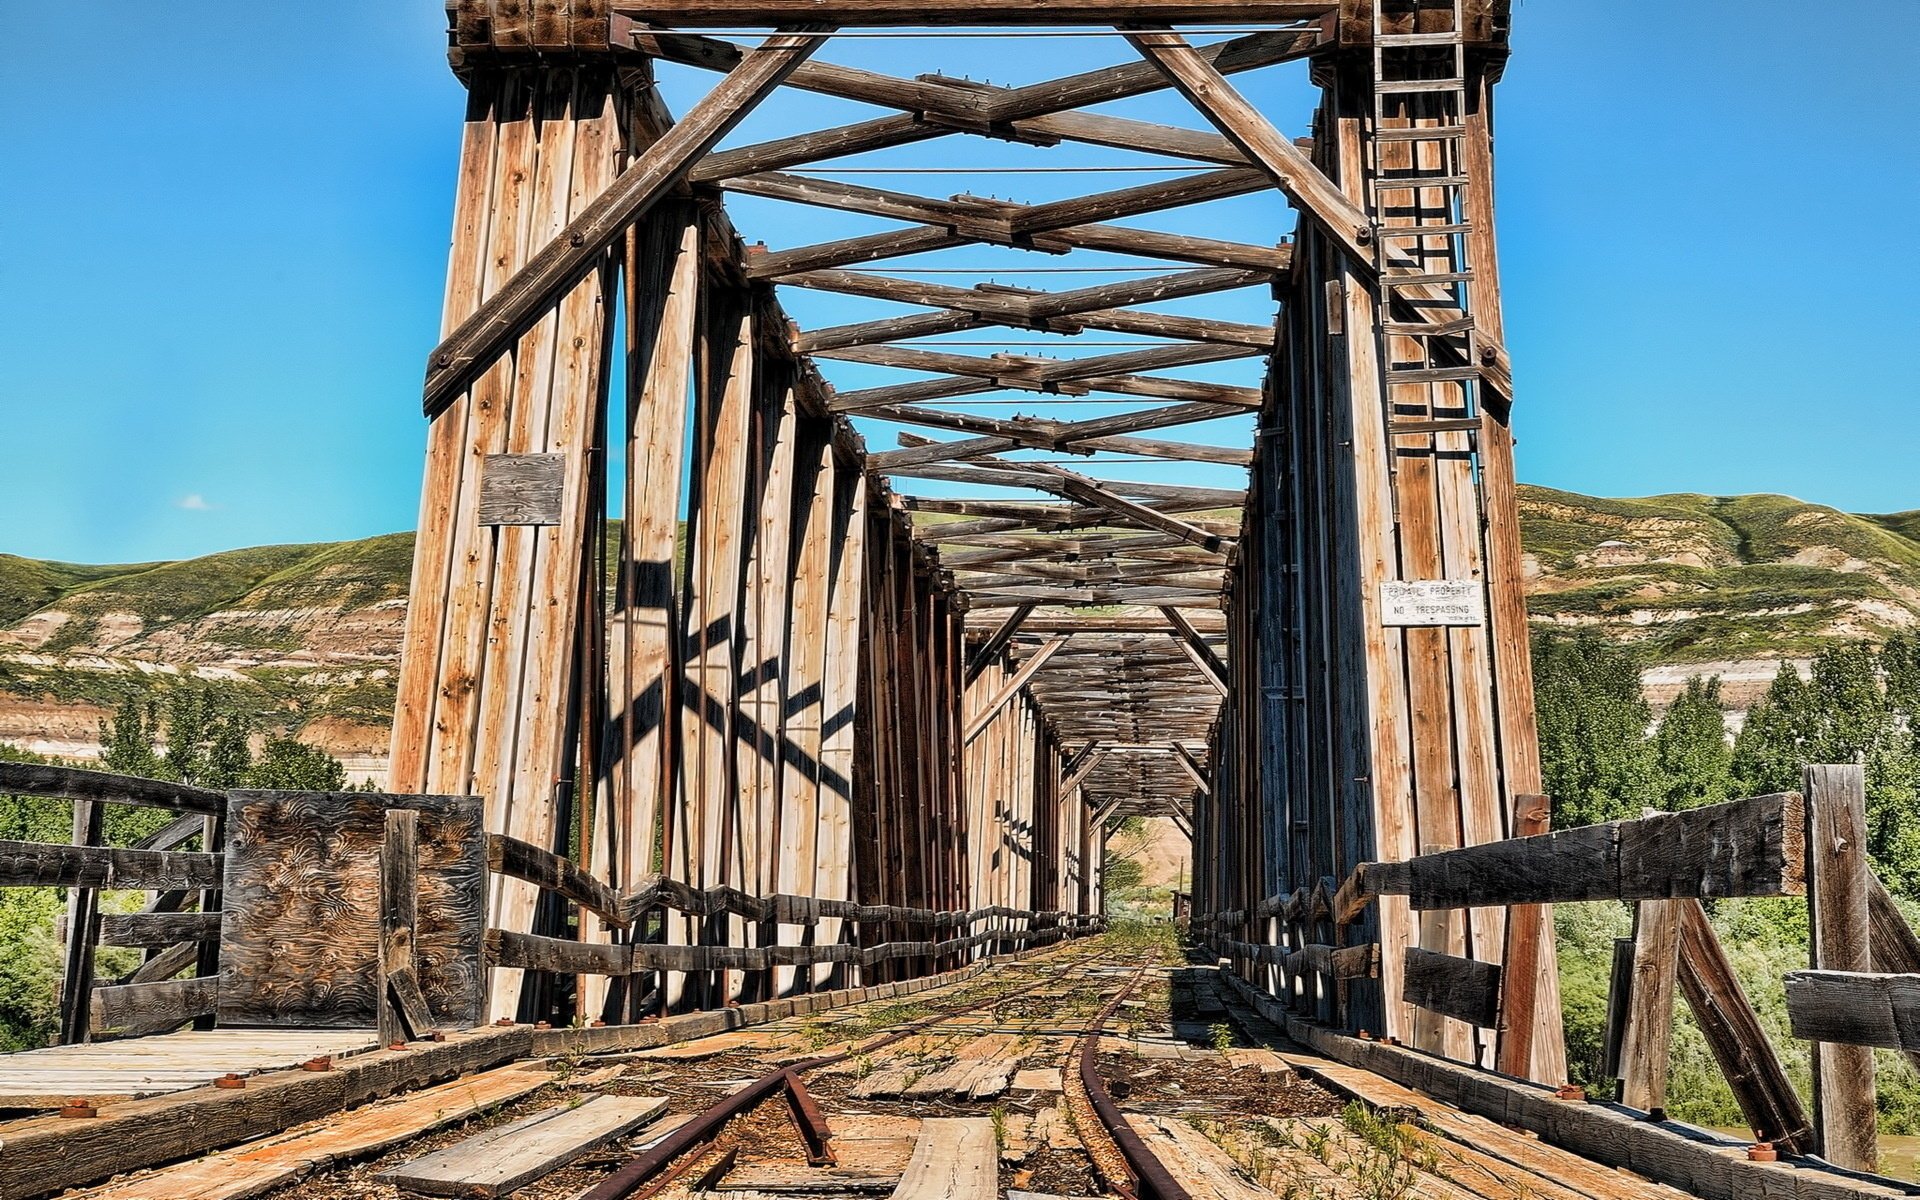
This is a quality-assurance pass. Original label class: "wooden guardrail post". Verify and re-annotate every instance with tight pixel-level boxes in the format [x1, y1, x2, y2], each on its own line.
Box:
[1805, 763, 1876, 1171]
[57, 796, 105, 1044]
[1616, 897, 1681, 1113]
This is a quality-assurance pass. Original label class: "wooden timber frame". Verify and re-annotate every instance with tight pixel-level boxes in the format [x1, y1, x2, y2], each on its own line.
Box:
[396, 0, 1564, 1055]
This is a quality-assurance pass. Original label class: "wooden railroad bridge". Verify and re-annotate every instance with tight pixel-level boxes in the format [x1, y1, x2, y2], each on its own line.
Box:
[3, 4, 1917, 1198]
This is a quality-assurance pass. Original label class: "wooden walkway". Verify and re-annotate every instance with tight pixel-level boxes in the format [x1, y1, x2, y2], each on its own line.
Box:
[0, 1029, 377, 1108]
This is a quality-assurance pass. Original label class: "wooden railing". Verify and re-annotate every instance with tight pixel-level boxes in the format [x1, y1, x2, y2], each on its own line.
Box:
[485, 833, 1103, 1018]
[1192, 767, 1920, 1176]
[0, 762, 226, 1042]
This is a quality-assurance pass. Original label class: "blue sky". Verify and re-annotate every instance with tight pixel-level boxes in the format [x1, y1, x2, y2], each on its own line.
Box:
[1, 2, 1914, 565]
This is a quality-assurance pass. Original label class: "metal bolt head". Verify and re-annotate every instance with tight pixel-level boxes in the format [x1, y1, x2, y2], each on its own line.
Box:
[58, 1099, 97, 1119]
[301, 1056, 333, 1072]
[214, 1073, 247, 1089]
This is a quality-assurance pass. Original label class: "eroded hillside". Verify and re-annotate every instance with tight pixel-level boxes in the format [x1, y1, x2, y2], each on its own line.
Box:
[2, 487, 1914, 773]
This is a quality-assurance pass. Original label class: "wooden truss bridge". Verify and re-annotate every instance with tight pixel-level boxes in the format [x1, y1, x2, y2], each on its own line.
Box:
[4, 3, 1919, 1198]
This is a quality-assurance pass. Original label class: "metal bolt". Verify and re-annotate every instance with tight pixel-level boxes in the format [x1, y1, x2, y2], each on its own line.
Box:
[301, 1056, 333, 1072]
[1748, 1142, 1777, 1162]
[214, 1073, 247, 1090]
[58, 1099, 97, 1119]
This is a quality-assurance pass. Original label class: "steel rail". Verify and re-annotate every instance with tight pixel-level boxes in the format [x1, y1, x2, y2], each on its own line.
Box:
[580, 946, 1110, 1200]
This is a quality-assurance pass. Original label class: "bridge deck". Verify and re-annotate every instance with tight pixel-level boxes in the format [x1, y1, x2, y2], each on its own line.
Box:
[0, 1029, 377, 1109]
[16, 940, 1903, 1200]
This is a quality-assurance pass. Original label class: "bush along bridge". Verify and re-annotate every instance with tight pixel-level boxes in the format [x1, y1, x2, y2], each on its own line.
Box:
[1, 3, 1913, 1198]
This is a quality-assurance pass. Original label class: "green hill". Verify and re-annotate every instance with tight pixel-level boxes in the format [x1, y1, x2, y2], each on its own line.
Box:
[0, 487, 1913, 767]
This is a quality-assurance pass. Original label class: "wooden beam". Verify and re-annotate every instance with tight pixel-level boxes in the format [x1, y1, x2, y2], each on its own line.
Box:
[1402, 947, 1501, 1030]
[1787, 970, 1920, 1054]
[1494, 793, 1554, 1081]
[1062, 749, 1110, 797]
[1804, 764, 1876, 1171]
[378, 809, 421, 1045]
[611, 1, 1339, 25]
[963, 636, 1070, 742]
[1675, 897, 1814, 1153]
[964, 604, 1035, 687]
[1160, 606, 1229, 690]
[1617, 898, 1682, 1113]
[421, 31, 829, 415]
[1124, 29, 1374, 266]
[1341, 792, 1806, 915]
[0, 841, 221, 890]
[0, 761, 222, 815]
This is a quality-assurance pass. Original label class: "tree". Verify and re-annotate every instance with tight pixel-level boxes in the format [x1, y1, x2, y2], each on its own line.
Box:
[99, 692, 161, 779]
[1532, 631, 1661, 827]
[1732, 645, 1920, 896]
[246, 738, 347, 791]
[1654, 676, 1732, 811]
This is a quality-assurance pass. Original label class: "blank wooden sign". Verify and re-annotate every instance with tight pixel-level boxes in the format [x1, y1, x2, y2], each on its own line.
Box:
[478, 453, 566, 526]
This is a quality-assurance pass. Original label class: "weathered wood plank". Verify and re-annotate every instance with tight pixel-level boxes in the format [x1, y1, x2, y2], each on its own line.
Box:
[378, 1095, 666, 1197]
[0, 761, 222, 814]
[1401, 948, 1500, 1030]
[99, 912, 221, 948]
[1618, 898, 1682, 1113]
[89, 976, 221, 1040]
[1787, 971, 1920, 1053]
[64, 1063, 554, 1200]
[1350, 793, 1807, 912]
[423, 33, 827, 414]
[887, 1118, 996, 1200]
[0, 840, 220, 890]
[1805, 764, 1877, 1171]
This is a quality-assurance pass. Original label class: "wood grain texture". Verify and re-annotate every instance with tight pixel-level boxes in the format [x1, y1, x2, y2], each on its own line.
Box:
[1401, 947, 1500, 1030]
[378, 1095, 665, 1197]
[0, 761, 222, 813]
[0, 840, 220, 890]
[89, 976, 221, 1039]
[1805, 764, 1876, 1171]
[218, 792, 485, 1030]
[476, 452, 566, 525]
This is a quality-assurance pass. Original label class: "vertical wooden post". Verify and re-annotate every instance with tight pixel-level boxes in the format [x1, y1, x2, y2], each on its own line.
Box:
[1617, 897, 1682, 1113]
[57, 797, 104, 1044]
[1495, 793, 1555, 1078]
[378, 809, 421, 1048]
[1806, 763, 1876, 1171]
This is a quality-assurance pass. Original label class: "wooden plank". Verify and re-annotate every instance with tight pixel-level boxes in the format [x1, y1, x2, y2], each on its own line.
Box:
[0, 840, 220, 890]
[886, 1118, 995, 1200]
[62, 1063, 554, 1200]
[88, 976, 220, 1040]
[1618, 898, 1682, 1113]
[1401, 947, 1500, 1030]
[98, 912, 220, 948]
[1125, 1115, 1273, 1199]
[423, 33, 828, 414]
[962, 637, 1069, 743]
[1495, 793, 1555, 1080]
[378, 1095, 666, 1197]
[1805, 764, 1877, 1171]
[490, 833, 628, 929]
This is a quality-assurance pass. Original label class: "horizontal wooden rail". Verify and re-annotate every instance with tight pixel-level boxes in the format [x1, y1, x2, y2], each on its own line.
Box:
[0, 761, 223, 815]
[99, 911, 221, 948]
[1333, 792, 1805, 922]
[0, 839, 222, 890]
[1403, 947, 1501, 1029]
[487, 920, 1099, 976]
[1214, 938, 1377, 979]
[1785, 970, 1920, 1053]
[89, 974, 222, 1040]
[487, 833, 1093, 931]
